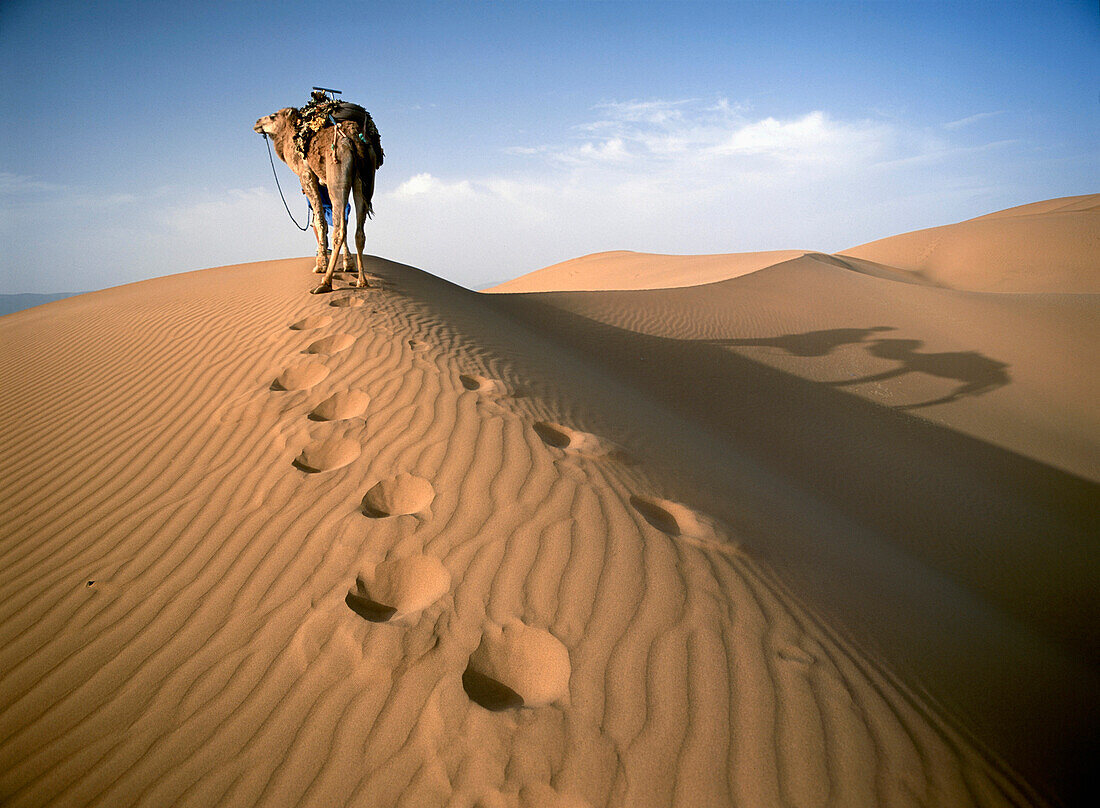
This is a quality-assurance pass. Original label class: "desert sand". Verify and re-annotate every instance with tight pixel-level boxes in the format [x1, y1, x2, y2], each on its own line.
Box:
[0, 196, 1096, 807]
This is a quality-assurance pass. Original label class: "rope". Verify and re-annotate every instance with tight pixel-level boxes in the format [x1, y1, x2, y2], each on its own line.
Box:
[263, 134, 311, 231]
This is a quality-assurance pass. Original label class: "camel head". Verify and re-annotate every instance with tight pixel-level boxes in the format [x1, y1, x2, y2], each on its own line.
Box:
[254, 107, 299, 136]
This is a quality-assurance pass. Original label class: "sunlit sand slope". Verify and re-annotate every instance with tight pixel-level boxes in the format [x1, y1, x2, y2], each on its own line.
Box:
[483, 196, 1099, 805]
[516, 252, 1099, 481]
[0, 258, 1049, 807]
[841, 193, 1100, 293]
[488, 249, 807, 292]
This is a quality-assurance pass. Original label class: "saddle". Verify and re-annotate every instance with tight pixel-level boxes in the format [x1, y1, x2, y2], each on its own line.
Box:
[325, 102, 385, 168]
[294, 100, 384, 168]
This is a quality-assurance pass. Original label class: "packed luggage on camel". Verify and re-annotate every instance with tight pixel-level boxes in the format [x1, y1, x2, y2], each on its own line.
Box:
[254, 88, 383, 293]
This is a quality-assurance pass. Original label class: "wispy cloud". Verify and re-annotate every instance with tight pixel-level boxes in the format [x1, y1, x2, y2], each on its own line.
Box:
[393, 173, 475, 199]
[0, 183, 309, 292]
[0, 100, 1029, 293]
[371, 99, 1023, 287]
[523, 100, 918, 175]
[0, 171, 63, 195]
[709, 111, 892, 163]
[151, 187, 278, 233]
[0, 172, 137, 208]
[944, 111, 1005, 130]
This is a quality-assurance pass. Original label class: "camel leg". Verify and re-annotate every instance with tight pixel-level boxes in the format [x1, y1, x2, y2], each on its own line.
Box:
[352, 178, 369, 288]
[301, 180, 328, 273]
[313, 181, 351, 294]
[313, 216, 345, 293]
[314, 217, 329, 274]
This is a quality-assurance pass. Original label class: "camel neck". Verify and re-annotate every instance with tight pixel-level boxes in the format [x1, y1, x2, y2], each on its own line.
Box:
[270, 131, 293, 164]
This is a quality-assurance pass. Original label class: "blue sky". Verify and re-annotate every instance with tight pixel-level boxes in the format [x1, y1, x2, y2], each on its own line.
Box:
[0, 0, 1096, 293]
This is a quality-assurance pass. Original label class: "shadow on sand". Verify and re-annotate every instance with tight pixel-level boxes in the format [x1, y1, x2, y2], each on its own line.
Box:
[716, 325, 897, 356]
[353, 257, 1098, 804]
[832, 338, 1011, 409]
[714, 328, 1012, 409]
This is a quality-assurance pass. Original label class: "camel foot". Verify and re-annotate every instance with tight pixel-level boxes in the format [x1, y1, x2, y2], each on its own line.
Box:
[313, 266, 325, 274]
[310, 284, 333, 295]
[356, 278, 368, 288]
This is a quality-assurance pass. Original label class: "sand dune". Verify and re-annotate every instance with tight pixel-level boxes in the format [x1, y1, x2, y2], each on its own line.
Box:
[841, 193, 1100, 293]
[488, 249, 807, 292]
[513, 252, 1098, 481]
[499, 195, 1099, 296]
[1, 197, 1095, 807]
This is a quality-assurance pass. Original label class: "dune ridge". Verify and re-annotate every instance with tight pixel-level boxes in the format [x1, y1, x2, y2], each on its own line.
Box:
[487, 249, 807, 293]
[841, 193, 1100, 293]
[0, 250, 1057, 806]
[496, 194, 1099, 296]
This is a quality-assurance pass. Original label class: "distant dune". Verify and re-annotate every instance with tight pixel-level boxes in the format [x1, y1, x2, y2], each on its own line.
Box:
[1, 196, 1096, 807]
[488, 249, 806, 292]
[0, 292, 82, 317]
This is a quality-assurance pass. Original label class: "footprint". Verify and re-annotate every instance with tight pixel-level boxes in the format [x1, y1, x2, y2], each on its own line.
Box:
[464, 620, 571, 710]
[361, 473, 435, 517]
[459, 374, 507, 396]
[532, 422, 616, 458]
[329, 296, 365, 308]
[294, 434, 361, 472]
[305, 333, 355, 355]
[345, 554, 451, 622]
[629, 495, 721, 544]
[310, 389, 370, 421]
[289, 314, 333, 331]
[272, 360, 330, 391]
[461, 669, 524, 711]
[778, 646, 816, 666]
[408, 339, 430, 352]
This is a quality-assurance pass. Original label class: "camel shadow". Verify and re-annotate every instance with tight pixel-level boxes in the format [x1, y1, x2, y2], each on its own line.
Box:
[715, 325, 896, 356]
[374, 263, 1097, 803]
[830, 338, 1011, 409]
[715, 328, 1011, 408]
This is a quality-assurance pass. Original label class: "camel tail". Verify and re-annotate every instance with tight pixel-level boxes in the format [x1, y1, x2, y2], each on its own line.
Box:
[360, 164, 376, 220]
[343, 122, 378, 219]
[359, 152, 377, 220]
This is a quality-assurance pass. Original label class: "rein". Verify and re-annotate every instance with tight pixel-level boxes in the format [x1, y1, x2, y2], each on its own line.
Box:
[263, 133, 312, 231]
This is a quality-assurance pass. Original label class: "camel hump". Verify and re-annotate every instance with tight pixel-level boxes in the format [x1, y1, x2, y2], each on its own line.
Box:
[331, 101, 366, 124]
[332, 102, 384, 169]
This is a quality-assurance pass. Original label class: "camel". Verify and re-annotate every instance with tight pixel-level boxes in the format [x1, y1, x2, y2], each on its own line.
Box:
[254, 107, 379, 293]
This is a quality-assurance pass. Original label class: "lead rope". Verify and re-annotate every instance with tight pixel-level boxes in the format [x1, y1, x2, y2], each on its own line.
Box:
[263, 133, 312, 231]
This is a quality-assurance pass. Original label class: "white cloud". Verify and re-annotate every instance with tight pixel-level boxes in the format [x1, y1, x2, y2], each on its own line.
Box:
[393, 173, 474, 198]
[524, 101, 910, 177]
[153, 187, 274, 232]
[366, 99, 1020, 288]
[710, 111, 891, 164]
[0, 183, 314, 293]
[587, 98, 696, 126]
[0, 99, 1026, 294]
[574, 137, 630, 163]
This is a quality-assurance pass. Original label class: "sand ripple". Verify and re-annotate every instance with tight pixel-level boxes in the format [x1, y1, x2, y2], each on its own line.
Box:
[0, 255, 1051, 808]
